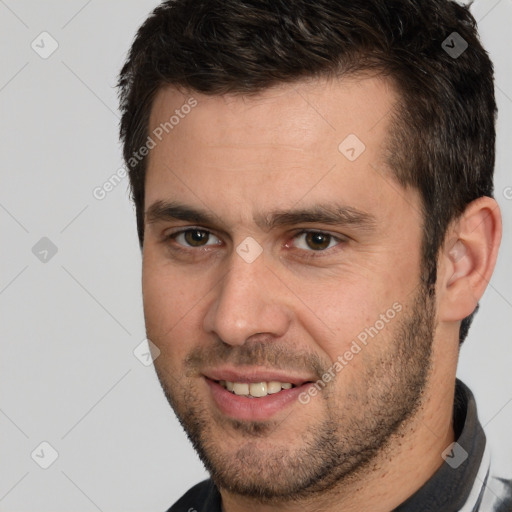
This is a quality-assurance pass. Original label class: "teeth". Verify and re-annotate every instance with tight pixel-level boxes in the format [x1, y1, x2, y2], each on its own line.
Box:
[267, 381, 282, 394]
[220, 380, 296, 397]
[249, 382, 267, 397]
[232, 383, 249, 396]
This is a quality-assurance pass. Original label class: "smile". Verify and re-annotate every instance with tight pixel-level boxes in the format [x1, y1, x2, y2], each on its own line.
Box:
[205, 375, 314, 421]
[217, 380, 296, 398]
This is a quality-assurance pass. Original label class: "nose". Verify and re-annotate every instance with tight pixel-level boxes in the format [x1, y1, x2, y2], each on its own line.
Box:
[202, 251, 292, 346]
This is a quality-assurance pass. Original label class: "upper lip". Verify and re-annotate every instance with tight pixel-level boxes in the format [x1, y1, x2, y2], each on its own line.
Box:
[203, 366, 316, 386]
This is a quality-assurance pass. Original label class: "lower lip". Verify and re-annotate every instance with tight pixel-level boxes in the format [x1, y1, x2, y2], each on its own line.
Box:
[206, 378, 311, 421]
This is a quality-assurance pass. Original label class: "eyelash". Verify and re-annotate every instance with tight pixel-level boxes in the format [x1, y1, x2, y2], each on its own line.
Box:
[162, 227, 346, 259]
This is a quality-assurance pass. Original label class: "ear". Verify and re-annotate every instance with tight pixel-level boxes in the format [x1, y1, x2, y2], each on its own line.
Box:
[437, 197, 502, 322]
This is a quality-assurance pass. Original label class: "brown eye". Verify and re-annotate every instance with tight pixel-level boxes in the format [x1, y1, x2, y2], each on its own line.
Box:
[292, 231, 340, 252]
[305, 232, 332, 250]
[172, 229, 221, 248]
[183, 229, 210, 246]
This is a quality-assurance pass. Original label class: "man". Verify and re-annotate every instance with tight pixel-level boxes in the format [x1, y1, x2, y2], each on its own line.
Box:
[117, 0, 511, 510]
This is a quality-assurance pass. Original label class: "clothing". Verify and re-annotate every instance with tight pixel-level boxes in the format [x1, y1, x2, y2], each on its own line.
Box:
[166, 380, 512, 512]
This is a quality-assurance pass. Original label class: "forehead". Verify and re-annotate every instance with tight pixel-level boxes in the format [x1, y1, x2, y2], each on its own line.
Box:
[144, 76, 418, 228]
[148, 75, 397, 152]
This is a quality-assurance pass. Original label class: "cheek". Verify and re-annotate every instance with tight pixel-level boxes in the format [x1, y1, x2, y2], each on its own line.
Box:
[142, 261, 205, 357]
[286, 267, 408, 362]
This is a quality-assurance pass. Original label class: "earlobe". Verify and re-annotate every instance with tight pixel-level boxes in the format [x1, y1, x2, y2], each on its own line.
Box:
[439, 197, 502, 322]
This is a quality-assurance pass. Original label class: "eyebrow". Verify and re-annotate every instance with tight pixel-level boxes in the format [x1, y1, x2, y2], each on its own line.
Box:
[145, 200, 376, 232]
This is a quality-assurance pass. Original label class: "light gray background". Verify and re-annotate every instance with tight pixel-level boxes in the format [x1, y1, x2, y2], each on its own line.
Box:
[0, 1, 511, 511]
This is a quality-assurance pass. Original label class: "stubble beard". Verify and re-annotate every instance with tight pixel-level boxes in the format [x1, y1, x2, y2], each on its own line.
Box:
[153, 283, 436, 503]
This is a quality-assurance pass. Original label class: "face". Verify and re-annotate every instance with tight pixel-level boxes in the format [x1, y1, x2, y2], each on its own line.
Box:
[142, 77, 436, 500]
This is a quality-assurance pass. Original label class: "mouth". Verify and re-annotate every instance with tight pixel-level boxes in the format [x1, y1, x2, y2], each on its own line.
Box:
[216, 379, 298, 398]
[203, 370, 316, 421]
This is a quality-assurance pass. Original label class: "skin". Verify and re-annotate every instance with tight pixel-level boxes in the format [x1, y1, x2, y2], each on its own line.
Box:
[141, 76, 502, 512]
